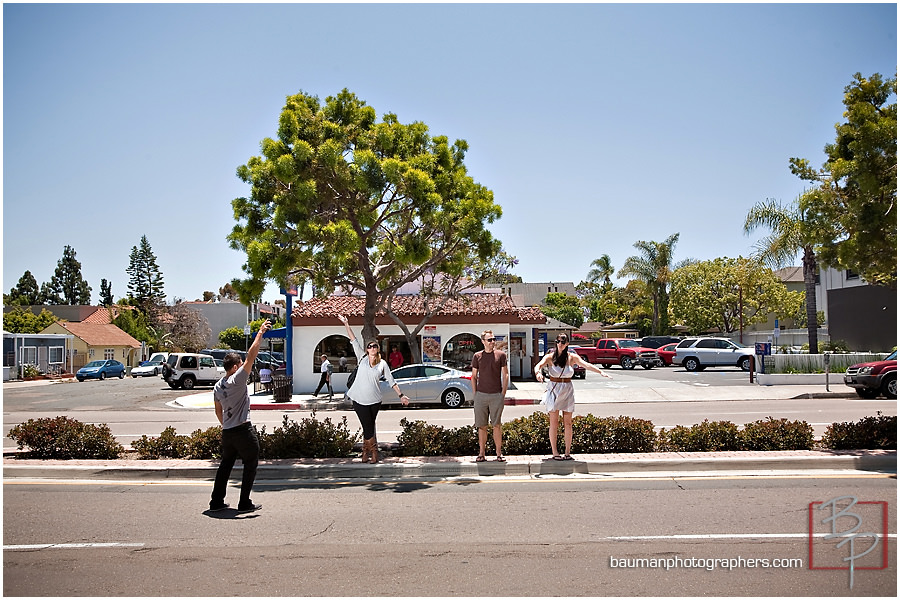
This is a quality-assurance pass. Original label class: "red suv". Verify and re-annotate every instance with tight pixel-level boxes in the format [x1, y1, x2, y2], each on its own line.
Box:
[844, 351, 896, 399]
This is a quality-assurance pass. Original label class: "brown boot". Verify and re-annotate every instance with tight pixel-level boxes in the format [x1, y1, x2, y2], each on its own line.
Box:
[360, 438, 371, 463]
[369, 437, 379, 463]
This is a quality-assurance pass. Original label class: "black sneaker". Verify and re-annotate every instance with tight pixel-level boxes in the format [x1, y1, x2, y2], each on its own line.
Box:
[237, 503, 262, 513]
[209, 503, 230, 512]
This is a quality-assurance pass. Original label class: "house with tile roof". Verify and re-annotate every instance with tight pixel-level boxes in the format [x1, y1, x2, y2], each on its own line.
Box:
[40, 321, 141, 370]
[288, 293, 548, 392]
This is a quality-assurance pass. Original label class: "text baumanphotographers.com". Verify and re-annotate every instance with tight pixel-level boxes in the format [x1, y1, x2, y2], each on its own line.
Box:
[609, 556, 803, 571]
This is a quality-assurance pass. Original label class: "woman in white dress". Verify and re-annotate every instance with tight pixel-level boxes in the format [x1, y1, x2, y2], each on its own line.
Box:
[534, 333, 610, 460]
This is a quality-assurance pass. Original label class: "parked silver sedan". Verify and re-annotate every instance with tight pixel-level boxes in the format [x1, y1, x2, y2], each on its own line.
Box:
[381, 363, 473, 408]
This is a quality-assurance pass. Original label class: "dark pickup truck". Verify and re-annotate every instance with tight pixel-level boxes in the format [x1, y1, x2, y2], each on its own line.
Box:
[572, 338, 661, 369]
[844, 350, 896, 399]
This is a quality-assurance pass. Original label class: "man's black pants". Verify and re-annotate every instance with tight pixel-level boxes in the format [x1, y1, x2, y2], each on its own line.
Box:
[210, 422, 259, 509]
[313, 372, 333, 396]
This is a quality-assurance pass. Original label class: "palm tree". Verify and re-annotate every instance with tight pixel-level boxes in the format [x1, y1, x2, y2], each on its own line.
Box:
[743, 197, 819, 354]
[587, 255, 615, 292]
[618, 233, 683, 335]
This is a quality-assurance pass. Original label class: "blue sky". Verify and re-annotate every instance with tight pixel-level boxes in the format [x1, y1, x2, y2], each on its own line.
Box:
[3, 2, 897, 307]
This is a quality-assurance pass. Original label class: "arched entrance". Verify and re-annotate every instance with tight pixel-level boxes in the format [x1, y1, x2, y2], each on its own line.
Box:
[313, 335, 355, 373]
[442, 333, 483, 371]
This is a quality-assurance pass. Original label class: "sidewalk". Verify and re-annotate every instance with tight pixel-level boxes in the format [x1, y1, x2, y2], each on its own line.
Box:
[167, 379, 857, 411]
[3, 449, 894, 481]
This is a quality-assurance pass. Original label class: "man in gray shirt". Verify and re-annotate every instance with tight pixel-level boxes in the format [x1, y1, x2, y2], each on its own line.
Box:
[209, 319, 272, 513]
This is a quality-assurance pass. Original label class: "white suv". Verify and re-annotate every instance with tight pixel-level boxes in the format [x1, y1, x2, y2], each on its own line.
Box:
[162, 353, 225, 389]
[673, 338, 754, 372]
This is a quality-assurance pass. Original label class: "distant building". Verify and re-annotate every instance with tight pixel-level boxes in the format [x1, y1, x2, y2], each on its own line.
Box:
[181, 299, 286, 348]
[497, 282, 578, 307]
[817, 267, 896, 351]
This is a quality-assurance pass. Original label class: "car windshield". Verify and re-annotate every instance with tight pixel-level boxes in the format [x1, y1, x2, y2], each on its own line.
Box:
[84, 361, 105, 368]
[887, 351, 897, 361]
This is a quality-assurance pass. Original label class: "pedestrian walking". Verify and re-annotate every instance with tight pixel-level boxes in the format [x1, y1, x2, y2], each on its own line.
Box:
[471, 330, 509, 462]
[209, 319, 272, 513]
[337, 315, 409, 463]
[313, 354, 333, 398]
[339, 353, 348, 373]
[534, 333, 610, 460]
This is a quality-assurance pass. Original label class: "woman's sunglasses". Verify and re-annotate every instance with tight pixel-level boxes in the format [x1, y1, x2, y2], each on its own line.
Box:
[556, 339, 568, 344]
[366, 343, 379, 349]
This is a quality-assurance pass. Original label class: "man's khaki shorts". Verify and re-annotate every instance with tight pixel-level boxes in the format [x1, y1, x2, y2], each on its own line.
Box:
[474, 392, 505, 428]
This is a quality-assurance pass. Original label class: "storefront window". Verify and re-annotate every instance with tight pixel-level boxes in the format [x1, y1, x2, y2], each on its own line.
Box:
[442, 333, 482, 371]
[314, 335, 355, 373]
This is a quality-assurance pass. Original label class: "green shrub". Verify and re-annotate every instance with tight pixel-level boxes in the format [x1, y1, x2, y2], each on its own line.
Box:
[187, 426, 223, 459]
[739, 417, 814, 451]
[395, 418, 479, 456]
[501, 412, 552, 455]
[822, 412, 897, 450]
[258, 413, 358, 459]
[657, 420, 741, 452]
[132, 426, 189, 459]
[8, 416, 123, 459]
[21, 364, 40, 378]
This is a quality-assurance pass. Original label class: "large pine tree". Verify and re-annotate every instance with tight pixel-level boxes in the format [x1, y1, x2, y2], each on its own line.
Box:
[42, 246, 92, 305]
[5, 270, 43, 305]
[126, 235, 166, 308]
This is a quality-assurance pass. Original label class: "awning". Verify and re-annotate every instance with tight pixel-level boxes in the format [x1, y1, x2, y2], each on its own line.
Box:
[262, 327, 286, 339]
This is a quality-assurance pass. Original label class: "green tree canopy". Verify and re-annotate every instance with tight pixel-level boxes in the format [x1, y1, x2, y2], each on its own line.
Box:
[99, 279, 114, 306]
[5, 270, 43, 306]
[126, 235, 166, 308]
[791, 72, 897, 287]
[2, 307, 58, 334]
[618, 233, 689, 335]
[229, 89, 505, 341]
[542, 292, 584, 328]
[42, 246, 92, 305]
[670, 257, 803, 335]
[744, 197, 822, 352]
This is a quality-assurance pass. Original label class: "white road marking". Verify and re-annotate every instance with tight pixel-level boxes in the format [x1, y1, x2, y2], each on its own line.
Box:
[4, 542, 144, 550]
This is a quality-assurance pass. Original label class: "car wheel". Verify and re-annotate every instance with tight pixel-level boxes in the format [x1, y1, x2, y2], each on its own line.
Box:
[441, 388, 465, 408]
[738, 357, 751, 371]
[118, 371, 125, 379]
[182, 376, 196, 390]
[881, 374, 896, 399]
[77, 377, 84, 382]
[620, 356, 634, 369]
[855, 388, 879, 399]
[684, 357, 700, 372]
[641, 361, 654, 370]
[99, 372, 106, 381]
[168, 381, 181, 389]
[132, 374, 138, 378]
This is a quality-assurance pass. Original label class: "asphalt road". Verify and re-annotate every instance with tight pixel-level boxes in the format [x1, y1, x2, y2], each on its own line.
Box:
[3, 473, 895, 596]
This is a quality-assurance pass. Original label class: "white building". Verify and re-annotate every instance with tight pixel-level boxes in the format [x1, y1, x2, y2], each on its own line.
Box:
[288, 294, 547, 393]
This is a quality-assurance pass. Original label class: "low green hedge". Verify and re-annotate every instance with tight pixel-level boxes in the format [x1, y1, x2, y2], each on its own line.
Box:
[6, 412, 896, 460]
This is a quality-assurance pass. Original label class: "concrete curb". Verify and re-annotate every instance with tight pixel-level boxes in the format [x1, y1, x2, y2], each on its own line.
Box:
[3, 450, 894, 480]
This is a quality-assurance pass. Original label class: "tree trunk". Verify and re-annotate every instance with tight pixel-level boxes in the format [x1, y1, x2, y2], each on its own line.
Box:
[361, 285, 381, 344]
[802, 247, 819, 354]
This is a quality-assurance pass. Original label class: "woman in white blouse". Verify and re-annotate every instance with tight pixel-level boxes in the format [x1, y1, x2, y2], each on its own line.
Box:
[338, 314, 409, 463]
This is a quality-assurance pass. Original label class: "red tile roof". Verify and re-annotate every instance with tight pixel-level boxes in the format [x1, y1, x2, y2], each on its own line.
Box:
[292, 294, 545, 324]
[52, 322, 141, 348]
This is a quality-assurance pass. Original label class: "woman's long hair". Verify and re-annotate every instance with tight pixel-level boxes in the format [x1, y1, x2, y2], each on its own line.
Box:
[365, 340, 382, 366]
[551, 334, 569, 369]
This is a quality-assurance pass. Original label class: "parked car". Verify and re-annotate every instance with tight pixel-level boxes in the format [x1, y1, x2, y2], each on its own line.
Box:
[657, 343, 678, 366]
[162, 353, 225, 389]
[673, 337, 755, 371]
[382, 363, 473, 408]
[844, 350, 896, 399]
[131, 352, 169, 378]
[572, 338, 661, 369]
[638, 336, 682, 349]
[76, 359, 126, 381]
